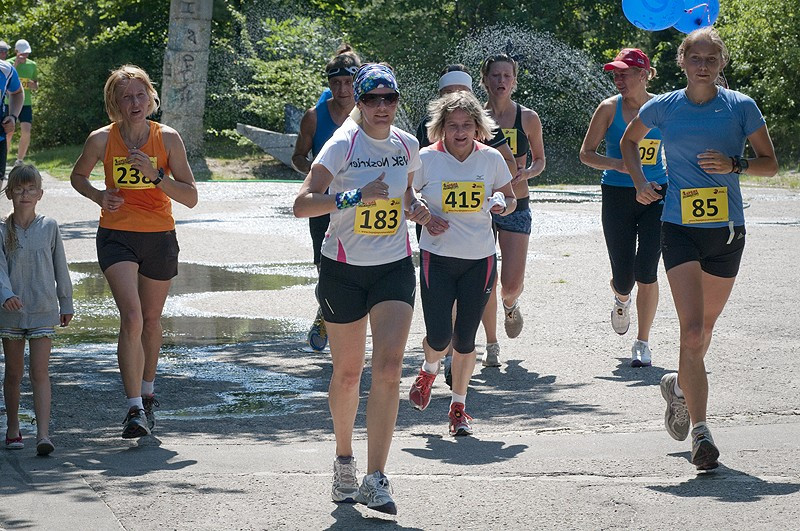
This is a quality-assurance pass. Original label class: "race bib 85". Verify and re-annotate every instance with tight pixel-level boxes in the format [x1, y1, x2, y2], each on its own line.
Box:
[680, 187, 729, 224]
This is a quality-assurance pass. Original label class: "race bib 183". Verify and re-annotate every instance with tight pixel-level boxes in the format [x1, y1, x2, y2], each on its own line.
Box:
[442, 181, 485, 213]
[680, 187, 729, 224]
[354, 198, 402, 235]
[113, 156, 158, 190]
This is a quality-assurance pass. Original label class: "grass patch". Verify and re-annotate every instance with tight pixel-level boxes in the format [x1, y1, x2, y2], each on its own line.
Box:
[27, 131, 301, 182]
[741, 169, 799, 189]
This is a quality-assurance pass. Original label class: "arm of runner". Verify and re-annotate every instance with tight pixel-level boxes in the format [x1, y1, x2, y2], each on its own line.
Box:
[514, 109, 545, 182]
[621, 116, 661, 205]
[495, 140, 517, 178]
[491, 181, 516, 216]
[153, 126, 198, 208]
[404, 171, 431, 225]
[293, 163, 338, 218]
[580, 99, 626, 173]
[2, 89, 23, 135]
[70, 129, 124, 212]
[291, 108, 317, 174]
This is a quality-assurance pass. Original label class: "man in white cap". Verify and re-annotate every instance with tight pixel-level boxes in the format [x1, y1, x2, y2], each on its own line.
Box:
[0, 50, 23, 180]
[0, 41, 9, 62]
[7, 39, 37, 167]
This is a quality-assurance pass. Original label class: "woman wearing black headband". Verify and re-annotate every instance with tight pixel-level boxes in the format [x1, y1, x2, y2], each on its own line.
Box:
[291, 44, 361, 352]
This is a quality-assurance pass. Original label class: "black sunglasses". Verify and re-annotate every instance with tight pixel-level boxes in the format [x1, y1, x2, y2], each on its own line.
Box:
[359, 92, 400, 107]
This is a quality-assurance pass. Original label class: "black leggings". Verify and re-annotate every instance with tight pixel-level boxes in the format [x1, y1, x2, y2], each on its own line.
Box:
[420, 251, 496, 354]
[601, 184, 666, 295]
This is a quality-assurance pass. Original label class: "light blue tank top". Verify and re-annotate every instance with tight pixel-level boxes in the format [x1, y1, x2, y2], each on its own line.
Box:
[602, 95, 667, 187]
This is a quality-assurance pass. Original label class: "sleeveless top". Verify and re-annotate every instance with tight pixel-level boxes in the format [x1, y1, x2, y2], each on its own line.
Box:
[603, 95, 667, 187]
[312, 99, 340, 157]
[488, 103, 530, 158]
[101, 121, 173, 232]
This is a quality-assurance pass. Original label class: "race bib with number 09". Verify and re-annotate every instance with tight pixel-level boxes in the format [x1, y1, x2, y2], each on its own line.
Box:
[638, 139, 661, 166]
[113, 156, 158, 190]
[354, 198, 402, 235]
[442, 181, 485, 213]
[680, 187, 729, 224]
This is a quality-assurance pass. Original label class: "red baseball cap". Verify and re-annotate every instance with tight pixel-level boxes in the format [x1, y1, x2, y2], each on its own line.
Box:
[603, 48, 650, 71]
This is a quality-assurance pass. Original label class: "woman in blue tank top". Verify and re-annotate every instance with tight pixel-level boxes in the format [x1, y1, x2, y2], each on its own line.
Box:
[478, 53, 546, 368]
[622, 28, 778, 471]
[291, 45, 361, 352]
[580, 48, 666, 368]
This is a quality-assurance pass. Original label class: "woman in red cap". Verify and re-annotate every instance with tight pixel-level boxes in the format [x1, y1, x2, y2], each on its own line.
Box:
[580, 48, 666, 367]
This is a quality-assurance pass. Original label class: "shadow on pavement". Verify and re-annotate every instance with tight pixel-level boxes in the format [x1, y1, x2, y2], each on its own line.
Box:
[326, 504, 423, 530]
[400, 433, 526, 465]
[594, 358, 672, 388]
[648, 459, 800, 502]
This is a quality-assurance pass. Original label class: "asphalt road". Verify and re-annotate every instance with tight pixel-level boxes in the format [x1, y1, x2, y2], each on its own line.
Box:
[1, 175, 799, 529]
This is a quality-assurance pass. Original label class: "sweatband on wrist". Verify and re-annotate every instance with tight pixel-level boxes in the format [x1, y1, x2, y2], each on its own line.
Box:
[335, 189, 362, 209]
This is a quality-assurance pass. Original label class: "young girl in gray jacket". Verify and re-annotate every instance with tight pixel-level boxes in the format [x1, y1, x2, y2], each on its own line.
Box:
[1, 164, 73, 456]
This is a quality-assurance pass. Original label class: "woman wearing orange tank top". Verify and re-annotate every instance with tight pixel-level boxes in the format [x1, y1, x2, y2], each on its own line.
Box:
[70, 65, 198, 439]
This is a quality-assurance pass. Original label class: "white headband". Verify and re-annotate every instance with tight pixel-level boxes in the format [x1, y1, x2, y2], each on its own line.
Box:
[438, 71, 473, 91]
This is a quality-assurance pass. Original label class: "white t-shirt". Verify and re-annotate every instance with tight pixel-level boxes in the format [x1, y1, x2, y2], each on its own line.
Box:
[315, 118, 421, 266]
[414, 141, 512, 259]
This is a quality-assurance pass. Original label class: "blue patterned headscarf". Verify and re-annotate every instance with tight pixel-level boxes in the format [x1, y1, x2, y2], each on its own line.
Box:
[353, 64, 399, 102]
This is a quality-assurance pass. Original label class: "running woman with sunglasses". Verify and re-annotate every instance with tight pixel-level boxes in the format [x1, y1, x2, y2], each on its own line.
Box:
[294, 63, 430, 515]
[622, 28, 778, 470]
[480, 53, 545, 367]
[580, 48, 666, 367]
[408, 90, 515, 436]
[292, 44, 361, 352]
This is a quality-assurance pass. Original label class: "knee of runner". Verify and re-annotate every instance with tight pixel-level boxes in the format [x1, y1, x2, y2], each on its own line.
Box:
[679, 324, 705, 353]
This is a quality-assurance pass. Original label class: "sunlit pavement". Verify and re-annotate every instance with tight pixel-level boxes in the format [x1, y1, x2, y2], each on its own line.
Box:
[2, 174, 799, 529]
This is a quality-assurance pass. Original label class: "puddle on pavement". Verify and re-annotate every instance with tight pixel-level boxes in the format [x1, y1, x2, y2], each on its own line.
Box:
[39, 262, 324, 420]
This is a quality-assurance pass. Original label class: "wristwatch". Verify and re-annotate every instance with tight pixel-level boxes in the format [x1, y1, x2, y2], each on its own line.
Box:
[151, 167, 164, 186]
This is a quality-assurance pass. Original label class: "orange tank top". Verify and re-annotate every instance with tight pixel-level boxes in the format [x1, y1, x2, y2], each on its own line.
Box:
[100, 121, 174, 232]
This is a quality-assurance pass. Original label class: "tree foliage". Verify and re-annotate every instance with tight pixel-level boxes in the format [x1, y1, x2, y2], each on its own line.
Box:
[3, 0, 798, 173]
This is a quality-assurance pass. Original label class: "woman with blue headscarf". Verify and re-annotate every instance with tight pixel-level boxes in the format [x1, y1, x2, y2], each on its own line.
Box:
[294, 63, 431, 515]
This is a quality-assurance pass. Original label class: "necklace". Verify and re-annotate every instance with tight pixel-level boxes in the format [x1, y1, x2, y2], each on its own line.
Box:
[121, 125, 150, 150]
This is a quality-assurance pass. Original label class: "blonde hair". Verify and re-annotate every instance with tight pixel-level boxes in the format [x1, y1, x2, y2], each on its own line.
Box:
[103, 64, 160, 122]
[426, 91, 498, 143]
[3, 164, 43, 254]
[677, 27, 729, 85]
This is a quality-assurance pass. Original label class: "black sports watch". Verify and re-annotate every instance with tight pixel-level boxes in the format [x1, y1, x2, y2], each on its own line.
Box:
[151, 167, 164, 186]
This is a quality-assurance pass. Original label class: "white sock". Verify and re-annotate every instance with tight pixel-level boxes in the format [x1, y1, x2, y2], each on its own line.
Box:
[451, 393, 466, 406]
[615, 295, 631, 306]
[422, 360, 440, 374]
[673, 378, 684, 398]
[141, 378, 155, 396]
[692, 421, 707, 430]
[127, 397, 144, 410]
[503, 300, 517, 311]
[637, 339, 649, 347]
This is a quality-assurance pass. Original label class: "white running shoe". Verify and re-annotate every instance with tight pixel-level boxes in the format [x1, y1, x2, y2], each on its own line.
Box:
[691, 424, 720, 470]
[482, 342, 501, 367]
[331, 456, 359, 503]
[611, 296, 631, 335]
[660, 373, 689, 441]
[503, 301, 524, 338]
[631, 340, 652, 367]
[355, 471, 397, 515]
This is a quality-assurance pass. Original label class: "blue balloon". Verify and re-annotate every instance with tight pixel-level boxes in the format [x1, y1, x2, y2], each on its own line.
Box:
[622, 0, 685, 31]
[672, 0, 720, 33]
